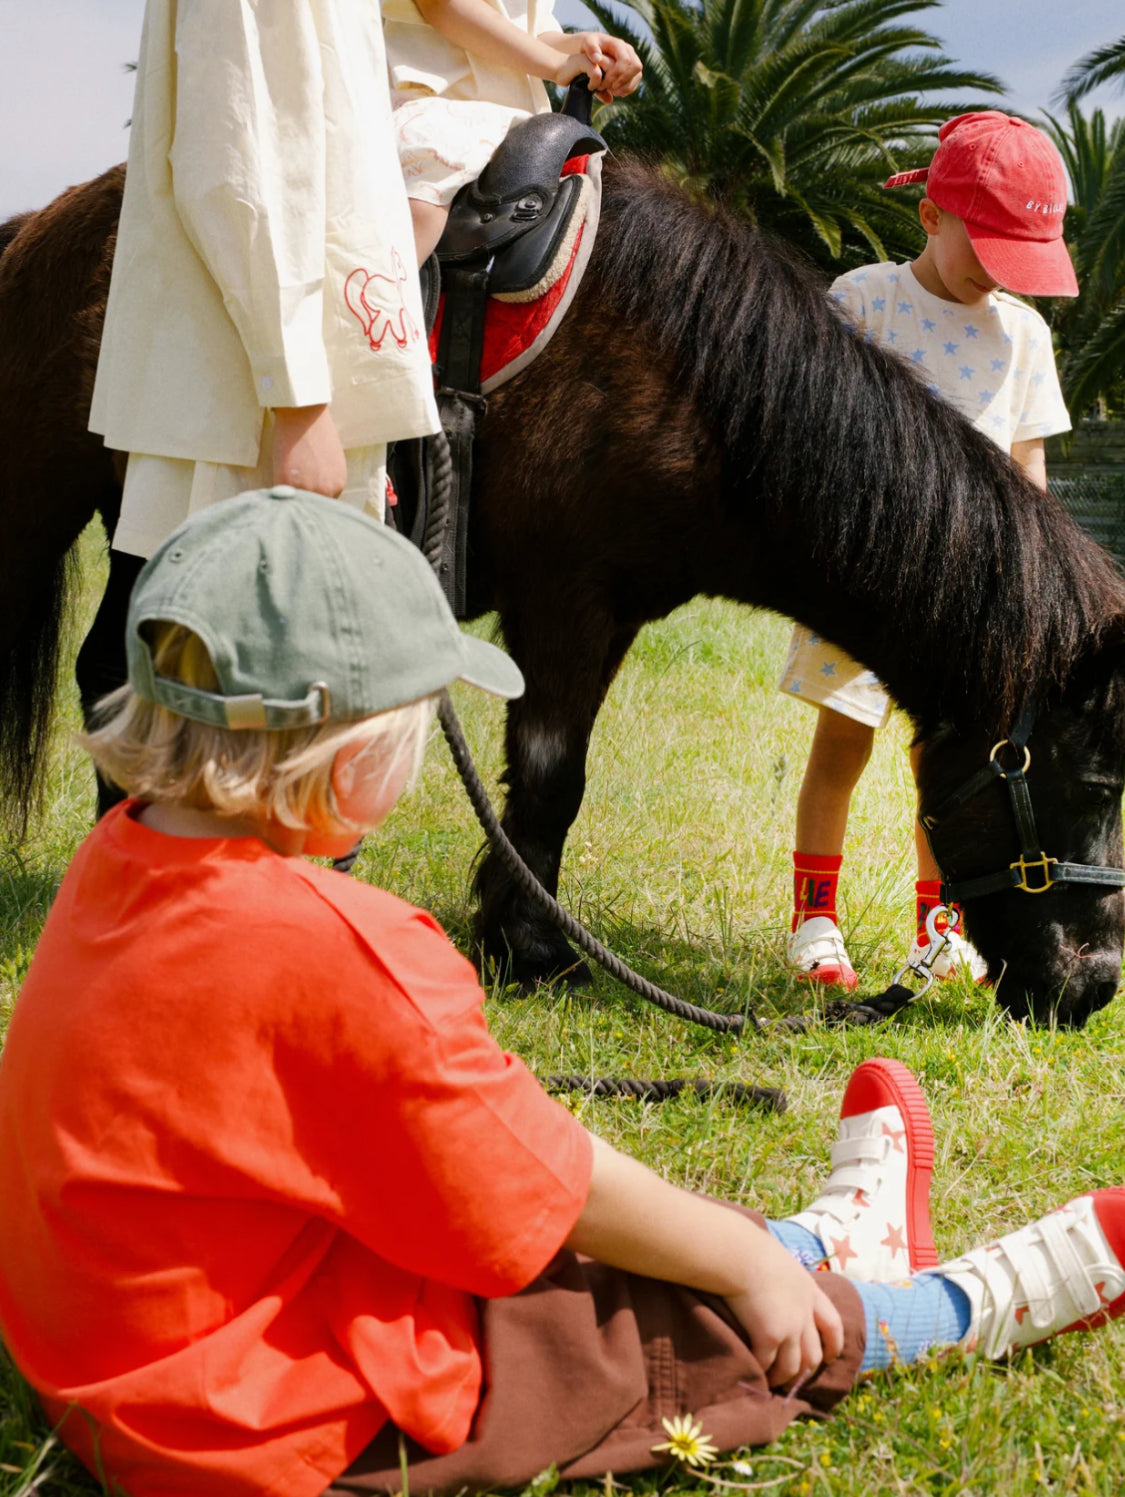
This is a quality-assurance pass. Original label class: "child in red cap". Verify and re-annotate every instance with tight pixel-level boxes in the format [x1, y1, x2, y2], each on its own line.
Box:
[780, 112, 1077, 992]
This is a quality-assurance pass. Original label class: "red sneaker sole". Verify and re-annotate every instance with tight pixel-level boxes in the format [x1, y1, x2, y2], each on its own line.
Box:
[841, 1058, 938, 1271]
[1059, 1188, 1125, 1336]
[794, 965, 859, 992]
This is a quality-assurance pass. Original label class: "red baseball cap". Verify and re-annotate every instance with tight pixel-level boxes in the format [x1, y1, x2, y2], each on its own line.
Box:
[884, 112, 1078, 298]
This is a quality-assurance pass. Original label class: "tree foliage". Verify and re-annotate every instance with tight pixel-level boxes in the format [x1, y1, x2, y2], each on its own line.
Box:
[583, 0, 1001, 271]
[1058, 34, 1125, 108]
[1042, 105, 1125, 417]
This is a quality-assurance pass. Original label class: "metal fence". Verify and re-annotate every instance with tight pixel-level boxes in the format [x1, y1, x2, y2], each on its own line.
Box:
[1051, 469, 1125, 570]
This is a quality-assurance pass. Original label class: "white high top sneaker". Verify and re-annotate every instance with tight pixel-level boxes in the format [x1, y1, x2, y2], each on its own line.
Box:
[940, 1191, 1125, 1357]
[787, 1058, 938, 1282]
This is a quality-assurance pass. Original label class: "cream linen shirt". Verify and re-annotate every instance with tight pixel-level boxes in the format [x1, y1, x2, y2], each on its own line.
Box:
[384, 0, 560, 115]
[90, 0, 439, 468]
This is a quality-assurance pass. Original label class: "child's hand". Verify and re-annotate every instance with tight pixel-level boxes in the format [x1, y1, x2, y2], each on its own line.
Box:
[725, 1233, 845, 1389]
[271, 404, 348, 498]
[553, 32, 642, 103]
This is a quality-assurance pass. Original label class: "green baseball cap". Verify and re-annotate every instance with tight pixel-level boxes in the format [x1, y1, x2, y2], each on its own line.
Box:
[126, 486, 524, 729]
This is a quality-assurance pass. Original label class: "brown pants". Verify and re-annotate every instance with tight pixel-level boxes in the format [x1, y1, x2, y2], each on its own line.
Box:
[329, 1214, 865, 1495]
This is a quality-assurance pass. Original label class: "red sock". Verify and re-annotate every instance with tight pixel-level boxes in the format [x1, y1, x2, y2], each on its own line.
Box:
[915, 879, 963, 946]
[793, 852, 842, 932]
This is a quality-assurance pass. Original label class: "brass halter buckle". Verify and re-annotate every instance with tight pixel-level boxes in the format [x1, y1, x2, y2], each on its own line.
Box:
[1010, 852, 1057, 894]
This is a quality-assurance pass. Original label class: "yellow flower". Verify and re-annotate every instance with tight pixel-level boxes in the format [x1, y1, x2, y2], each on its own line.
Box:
[652, 1414, 719, 1467]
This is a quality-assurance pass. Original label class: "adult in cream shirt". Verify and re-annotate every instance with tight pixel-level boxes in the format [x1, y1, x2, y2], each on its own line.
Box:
[80, 0, 440, 811]
[90, 0, 440, 557]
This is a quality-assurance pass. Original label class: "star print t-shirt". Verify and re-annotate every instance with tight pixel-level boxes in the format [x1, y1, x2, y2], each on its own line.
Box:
[828, 261, 1070, 450]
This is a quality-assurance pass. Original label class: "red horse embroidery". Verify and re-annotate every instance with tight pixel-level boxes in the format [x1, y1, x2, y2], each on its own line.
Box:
[344, 250, 419, 352]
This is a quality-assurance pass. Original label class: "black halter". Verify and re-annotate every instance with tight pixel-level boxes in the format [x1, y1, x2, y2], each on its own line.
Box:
[921, 702, 1125, 903]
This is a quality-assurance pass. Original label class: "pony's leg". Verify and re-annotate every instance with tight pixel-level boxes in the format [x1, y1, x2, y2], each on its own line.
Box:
[474, 616, 639, 986]
[75, 547, 143, 817]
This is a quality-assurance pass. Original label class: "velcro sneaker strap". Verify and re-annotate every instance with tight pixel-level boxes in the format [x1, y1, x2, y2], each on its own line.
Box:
[150, 678, 331, 730]
[828, 1135, 886, 1169]
[813, 1166, 877, 1196]
[970, 1248, 1023, 1358]
[1033, 1210, 1103, 1329]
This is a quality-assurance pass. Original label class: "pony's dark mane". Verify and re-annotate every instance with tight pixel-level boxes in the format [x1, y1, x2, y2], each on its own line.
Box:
[595, 161, 1125, 734]
[0, 212, 32, 261]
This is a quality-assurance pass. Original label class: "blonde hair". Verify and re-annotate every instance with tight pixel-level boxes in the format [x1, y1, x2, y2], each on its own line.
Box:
[82, 622, 436, 834]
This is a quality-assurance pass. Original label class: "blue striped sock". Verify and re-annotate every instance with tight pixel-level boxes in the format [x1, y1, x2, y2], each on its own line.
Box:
[766, 1219, 827, 1269]
[855, 1274, 971, 1371]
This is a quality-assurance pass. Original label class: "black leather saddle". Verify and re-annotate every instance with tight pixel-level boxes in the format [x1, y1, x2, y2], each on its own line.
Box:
[393, 87, 606, 615]
[417, 106, 606, 333]
[440, 110, 605, 285]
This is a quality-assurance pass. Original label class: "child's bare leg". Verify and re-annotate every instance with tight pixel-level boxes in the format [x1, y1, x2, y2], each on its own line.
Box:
[909, 740, 940, 881]
[788, 709, 874, 988]
[796, 708, 875, 855]
[908, 742, 987, 978]
[410, 198, 449, 267]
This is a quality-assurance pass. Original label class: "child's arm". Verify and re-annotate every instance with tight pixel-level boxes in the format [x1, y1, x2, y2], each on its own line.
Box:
[1011, 437, 1048, 491]
[414, 0, 640, 97]
[535, 30, 642, 100]
[565, 1134, 845, 1388]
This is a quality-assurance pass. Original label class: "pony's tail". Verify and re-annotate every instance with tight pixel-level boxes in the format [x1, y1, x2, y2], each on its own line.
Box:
[1, 207, 70, 841]
[0, 551, 75, 843]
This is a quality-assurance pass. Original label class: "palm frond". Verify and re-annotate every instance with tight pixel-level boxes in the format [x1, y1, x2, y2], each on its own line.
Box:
[1057, 35, 1125, 107]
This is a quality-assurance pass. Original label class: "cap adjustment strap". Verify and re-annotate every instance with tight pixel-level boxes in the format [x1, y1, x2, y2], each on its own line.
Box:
[150, 678, 332, 731]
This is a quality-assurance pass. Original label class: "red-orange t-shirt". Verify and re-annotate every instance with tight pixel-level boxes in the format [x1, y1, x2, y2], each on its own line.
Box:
[0, 803, 592, 1497]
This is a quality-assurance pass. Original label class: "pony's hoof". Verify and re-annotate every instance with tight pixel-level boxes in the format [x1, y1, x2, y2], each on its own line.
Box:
[521, 957, 594, 994]
[478, 936, 593, 993]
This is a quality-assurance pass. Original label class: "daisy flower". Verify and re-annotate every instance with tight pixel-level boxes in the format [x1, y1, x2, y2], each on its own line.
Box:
[652, 1414, 719, 1467]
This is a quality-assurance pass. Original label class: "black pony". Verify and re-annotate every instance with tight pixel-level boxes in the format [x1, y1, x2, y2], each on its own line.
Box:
[2, 160, 1124, 1025]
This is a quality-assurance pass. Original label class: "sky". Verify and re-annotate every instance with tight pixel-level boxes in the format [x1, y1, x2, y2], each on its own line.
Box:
[1, 0, 1122, 221]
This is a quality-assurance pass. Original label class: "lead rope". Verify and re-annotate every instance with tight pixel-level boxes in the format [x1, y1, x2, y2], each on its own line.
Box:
[418, 428, 786, 1113]
[436, 689, 748, 1035]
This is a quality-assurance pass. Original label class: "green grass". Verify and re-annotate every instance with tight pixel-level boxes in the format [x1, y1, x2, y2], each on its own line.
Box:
[3, 523, 1125, 1495]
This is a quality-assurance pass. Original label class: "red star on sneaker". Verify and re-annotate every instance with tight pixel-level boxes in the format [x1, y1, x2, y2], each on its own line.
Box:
[882, 1123, 906, 1152]
[1014, 1305, 1030, 1325]
[881, 1223, 908, 1255]
[829, 1235, 858, 1270]
[1096, 1281, 1112, 1306]
[852, 1188, 870, 1208]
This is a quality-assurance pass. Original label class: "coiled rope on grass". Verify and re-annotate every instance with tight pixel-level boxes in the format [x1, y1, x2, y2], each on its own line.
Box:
[546, 1075, 786, 1111]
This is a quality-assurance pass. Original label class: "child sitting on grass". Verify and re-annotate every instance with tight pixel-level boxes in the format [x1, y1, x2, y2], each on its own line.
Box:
[1, 486, 1124, 1497]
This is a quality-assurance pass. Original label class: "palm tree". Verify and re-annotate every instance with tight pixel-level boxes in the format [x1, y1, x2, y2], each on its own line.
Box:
[1041, 105, 1125, 417]
[581, 0, 1001, 270]
[1058, 36, 1125, 107]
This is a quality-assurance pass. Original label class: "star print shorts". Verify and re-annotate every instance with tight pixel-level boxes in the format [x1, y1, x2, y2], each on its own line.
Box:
[778, 624, 892, 729]
[394, 95, 531, 207]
